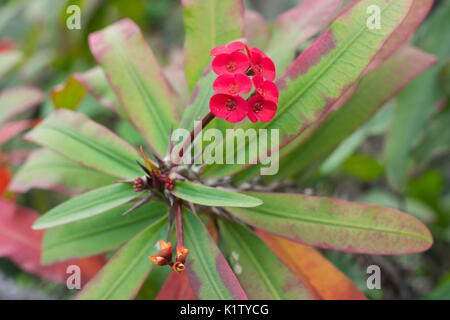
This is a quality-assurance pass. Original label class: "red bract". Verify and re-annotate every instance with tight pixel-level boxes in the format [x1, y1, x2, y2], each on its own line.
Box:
[250, 51, 276, 81]
[253, 75, 279, 103]
[213, 73, 252, 95]
[210, 41, 246, 56]
[212, 52, 250, 75]
[249, 47, 267, 58]
[209, 94, 248, 123]
[247, 95, 277, 123]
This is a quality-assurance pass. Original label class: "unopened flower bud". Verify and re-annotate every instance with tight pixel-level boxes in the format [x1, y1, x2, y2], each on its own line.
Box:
[149, 254, 169, 266]
[133, 177, 145, 192]
[158, 240, 172, 261]
[172, 261, 185, 273]
[176, 245, 189, 263]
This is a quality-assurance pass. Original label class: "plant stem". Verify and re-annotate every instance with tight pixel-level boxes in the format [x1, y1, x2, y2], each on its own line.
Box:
[177, 111, 215, 159]
[175, 202, 183, 246]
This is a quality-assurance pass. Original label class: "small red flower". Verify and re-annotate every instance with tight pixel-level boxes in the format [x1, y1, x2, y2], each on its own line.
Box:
[212, 52, 250, 75]
[247, 95, 277, 123]
[176, 245, 190, 263]
[158, 240, 172, 261]
[248, 47, 267, 58]
[213, 73, 252, 95]
[150, 254, 169, 266]
[210, 94, 248, 123]
[210, 41, 246, 56]
[172, 261, 185, 273]
[252, 75, 279, 103]
[250, 51, 276, 81]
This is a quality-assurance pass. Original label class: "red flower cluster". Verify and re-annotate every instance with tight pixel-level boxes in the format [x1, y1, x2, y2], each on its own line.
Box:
[209, 41, 278, 123]
[149, 240, 190, 273]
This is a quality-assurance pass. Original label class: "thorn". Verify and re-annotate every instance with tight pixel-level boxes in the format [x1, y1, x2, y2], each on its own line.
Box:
[122, 195, 151, 216]
[154, 153, 165, 169]
[136, 160, 151, 176]
[187, 202, 197, 215]
[139, 145, 159, 172]
[168, 193, 175, 207]
[115, 179, 134, 184]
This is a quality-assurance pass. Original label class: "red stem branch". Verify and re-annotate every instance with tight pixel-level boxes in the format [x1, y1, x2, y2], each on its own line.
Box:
[175, 202, 183, 246]
[177, 112, 215, 159]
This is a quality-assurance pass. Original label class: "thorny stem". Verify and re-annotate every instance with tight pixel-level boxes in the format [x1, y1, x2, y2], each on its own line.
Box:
[175, 202, 184, 246]
[177, 112, 215, 160]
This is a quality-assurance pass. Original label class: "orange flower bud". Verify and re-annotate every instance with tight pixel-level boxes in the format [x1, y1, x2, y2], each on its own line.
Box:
[172, 261, 185, 273]
[176, 245, 189, 263]
[149, 254, 169, 266]
[159, 240, 172, 260]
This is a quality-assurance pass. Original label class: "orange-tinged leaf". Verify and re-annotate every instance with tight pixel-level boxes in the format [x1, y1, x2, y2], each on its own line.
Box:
[256, 229, 366, 300]
[139, 145, 158, 172]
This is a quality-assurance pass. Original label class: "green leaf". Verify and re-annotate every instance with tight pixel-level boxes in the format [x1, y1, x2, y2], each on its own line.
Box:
[0, 49, 22, 78]
[172, 181, 262, 207]
[266, 0, 343, 76]
[51, 77, 86, 110]
[320, 105, 392, 175]
[414, 103, 450, 168]
[219, 220, 313, 299]
[89, 19, 177, 157]
[33, 183, 138, 229]
[183, 0, 244, 92]
[236, 45, 436, 183]
[357, 189, 435, 224]
[0, 86, 43, 125]
[341, 154, 384, 182]
[76, 216, 167, 300]
[9, 148, 117, 194]
[24, 109, 142, 179]
[226, 192, 433, 255]
[178, 66, 216, 131]
[73, 67, 124, 116]
[203, 0, 418, 179]
[183, 208, 247, 300]
[423, 273, 450, 300]
[51, 67, 126, 117]
[42, 201, 167, 264]
[385, 1, 450, 191]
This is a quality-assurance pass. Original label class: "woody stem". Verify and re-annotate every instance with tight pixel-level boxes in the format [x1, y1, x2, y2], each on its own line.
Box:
[175, 202, 184, 246]
[177, 111, 215, 159]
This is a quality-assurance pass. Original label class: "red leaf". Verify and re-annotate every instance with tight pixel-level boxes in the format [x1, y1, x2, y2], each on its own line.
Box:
[156, 272, 196, 300]
[0, 165, 12, 196]
[0, 38, 17, 52]
[0, 198, 105, 284]
[0, 120, 35, 145]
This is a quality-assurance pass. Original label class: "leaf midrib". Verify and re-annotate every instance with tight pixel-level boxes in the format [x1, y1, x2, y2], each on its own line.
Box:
[44, 208, 164, 251]
[240, 205, 429, 242]
[39, 186, 136, 224]
[265, 1, 394, 129]
[99, 218, 166, 299]
[40, 123, 139, 176]
[185, 213, 227, 300]
[111, 33, 170, 156]
[224, 224, 281, 299]
[212, 0, 396, 170]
